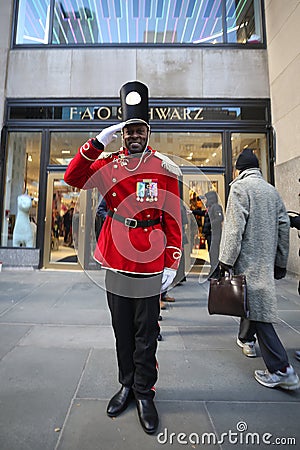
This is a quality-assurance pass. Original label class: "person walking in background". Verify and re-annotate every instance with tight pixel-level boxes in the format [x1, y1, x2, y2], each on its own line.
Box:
[288, 209, 300, 362]
[219, 148, 300, 390]
[62, 206, 74, 246]
[192, 190, 223, 279]
[203, 190, 223, 278]
[95, 197, 108, 241]
[64, 81, 182, 433]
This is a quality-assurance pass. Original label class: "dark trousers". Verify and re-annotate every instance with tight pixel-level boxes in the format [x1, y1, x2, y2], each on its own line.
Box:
[238, 318, 289, 373]
[106, 270, 160, 399]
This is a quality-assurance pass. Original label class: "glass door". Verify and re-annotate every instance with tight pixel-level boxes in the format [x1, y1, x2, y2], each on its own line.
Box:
[43, 172, 81, 269]
[182, 172, 225, 276]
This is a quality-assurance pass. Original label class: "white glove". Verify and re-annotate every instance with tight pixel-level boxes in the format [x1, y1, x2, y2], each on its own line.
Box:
[96, 122, 126, 147]
[161, 268, 176, 291]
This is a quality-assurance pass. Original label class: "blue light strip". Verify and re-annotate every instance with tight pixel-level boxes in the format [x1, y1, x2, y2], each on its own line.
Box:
[204, 0, 214, 18]
[156, 0, 164, 18]
[101, 0, 109, 18]
[174, 0, 183, 18]
[186, 0, 196, 17]
[114, 0, 122, 18]
[145, 0, 152, 18]
[92, 0, 103, 43]
[125, 0, 129, 43]
[190, 0, 204, 42]
[133, 0, 139, 18]
[54, 2, 68, 43]
[163, 0, 172, 42]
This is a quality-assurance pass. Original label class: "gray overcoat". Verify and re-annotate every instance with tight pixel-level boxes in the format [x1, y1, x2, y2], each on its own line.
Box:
[219, 168, 290, 323]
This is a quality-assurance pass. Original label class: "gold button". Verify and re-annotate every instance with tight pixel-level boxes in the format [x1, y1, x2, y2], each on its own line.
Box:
[144, 228, 148, 232]
[112, 192, 117, 197]
[147, 214, 151, 218]
[114, 208, 117, 212]
[112, 178, 117, 182]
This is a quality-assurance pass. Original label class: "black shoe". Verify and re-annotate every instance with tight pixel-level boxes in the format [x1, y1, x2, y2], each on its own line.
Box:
[158, 315, 162, 321]
[157, 333, 162, 341]
[136, 399, 159, 434]
[107, 386, 133, 417]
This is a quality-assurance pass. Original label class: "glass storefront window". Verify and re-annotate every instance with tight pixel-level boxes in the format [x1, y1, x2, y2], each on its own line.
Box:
[50, 131, 95, 165]
[231, 132, 268, 178]
[15, 0, 50, 44]
[1, 132, 41, 247]
[49, 130, 223, 167]
[226, 0, 262, 44]
[52, 0, 225, 45]
[15, 0, 263, 46]
[154, 132, 223, 166]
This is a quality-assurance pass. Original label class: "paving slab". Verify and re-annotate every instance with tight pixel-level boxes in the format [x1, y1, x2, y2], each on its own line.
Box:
[278, 310, 300, 330]
[56, 399, 216, 450]
[155, 349, 300, 403]
[76, 349, 119, 400]
[206, 401, 300, 449]
[0, 306, 111, 325]
[0, 323, 31, 359]
[19, 324, 115, 349]
[0, 346, 88, 450]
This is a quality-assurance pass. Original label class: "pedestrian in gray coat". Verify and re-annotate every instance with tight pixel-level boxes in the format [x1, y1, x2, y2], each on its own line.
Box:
[219, 148, 299, 390]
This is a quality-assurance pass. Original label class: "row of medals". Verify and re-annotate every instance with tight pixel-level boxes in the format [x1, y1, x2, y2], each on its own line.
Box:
[113, 153, 158, 202]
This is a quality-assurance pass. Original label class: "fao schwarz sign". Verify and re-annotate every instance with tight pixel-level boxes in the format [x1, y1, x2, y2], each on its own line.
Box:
[66, 105, 237, 121]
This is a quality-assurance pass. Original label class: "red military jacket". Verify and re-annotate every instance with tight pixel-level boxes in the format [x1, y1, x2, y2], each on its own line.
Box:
[64, 139, 182, 274]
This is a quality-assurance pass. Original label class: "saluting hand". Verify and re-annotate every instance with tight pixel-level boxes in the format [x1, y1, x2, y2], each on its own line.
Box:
[96, 122, 126, 147]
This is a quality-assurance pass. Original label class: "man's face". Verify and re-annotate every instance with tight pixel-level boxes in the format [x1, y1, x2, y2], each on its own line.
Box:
[123, 123, 149, 154]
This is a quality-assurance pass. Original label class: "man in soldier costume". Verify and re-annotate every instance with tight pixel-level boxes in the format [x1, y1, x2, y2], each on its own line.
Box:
[64, 81, 182, 433]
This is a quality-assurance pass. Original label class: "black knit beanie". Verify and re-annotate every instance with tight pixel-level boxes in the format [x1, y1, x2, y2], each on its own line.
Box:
[235, 148, 259, 172]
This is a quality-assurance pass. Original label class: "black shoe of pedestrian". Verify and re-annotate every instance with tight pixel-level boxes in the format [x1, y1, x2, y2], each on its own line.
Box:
[157, 333, 162, 341]
[136, 399, 159, 434]
[106, 386, 133, 417]
[158, 315, 162, 321]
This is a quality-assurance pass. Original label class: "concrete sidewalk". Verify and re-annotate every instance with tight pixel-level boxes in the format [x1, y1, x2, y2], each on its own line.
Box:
[0, 268, 299, 450]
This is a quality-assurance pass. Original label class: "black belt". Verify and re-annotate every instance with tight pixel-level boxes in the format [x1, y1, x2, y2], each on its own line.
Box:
[107, 209, 161, 228]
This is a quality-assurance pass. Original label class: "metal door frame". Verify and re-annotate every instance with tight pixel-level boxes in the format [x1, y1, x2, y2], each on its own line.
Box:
[43, 171, 82, 270]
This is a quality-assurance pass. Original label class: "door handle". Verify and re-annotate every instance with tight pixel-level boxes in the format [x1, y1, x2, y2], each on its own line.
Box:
[80, 213, 85, 228]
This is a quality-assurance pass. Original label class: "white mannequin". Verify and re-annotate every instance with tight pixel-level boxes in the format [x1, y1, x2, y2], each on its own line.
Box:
[12, 194, 34, 247]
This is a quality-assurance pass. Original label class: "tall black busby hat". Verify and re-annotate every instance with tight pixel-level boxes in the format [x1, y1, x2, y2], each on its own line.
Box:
[120, 81, 149, 128]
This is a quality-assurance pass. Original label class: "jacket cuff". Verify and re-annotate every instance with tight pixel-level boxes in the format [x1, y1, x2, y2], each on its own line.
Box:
[165, 246, 182, 270]
[79, 138, 103, 161]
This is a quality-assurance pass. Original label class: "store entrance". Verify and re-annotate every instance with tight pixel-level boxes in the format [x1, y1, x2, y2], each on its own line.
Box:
[43, 172, 82, 269]
[182, 172, 225, 275]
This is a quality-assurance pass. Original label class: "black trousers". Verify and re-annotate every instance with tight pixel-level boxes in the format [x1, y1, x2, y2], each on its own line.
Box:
[106, 270, 161, 399]
[238, 318, 289, 373]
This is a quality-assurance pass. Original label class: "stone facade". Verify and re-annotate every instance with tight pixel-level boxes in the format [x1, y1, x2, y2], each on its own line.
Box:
[265, 0, 300, 275]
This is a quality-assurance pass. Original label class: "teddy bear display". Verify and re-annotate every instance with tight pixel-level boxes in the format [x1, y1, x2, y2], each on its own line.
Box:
[12, 194, 34, 247]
